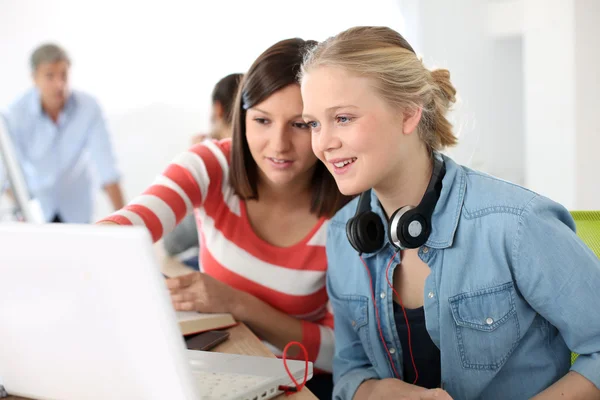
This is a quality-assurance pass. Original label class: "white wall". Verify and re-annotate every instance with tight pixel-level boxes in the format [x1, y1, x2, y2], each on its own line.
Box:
[523, 0, 600, 209]
[398, 0, 526, 185]
[490, 37, 525, 185]
[0, 0, 405, 219]
[523, 0, 577, 208]
[574, 0, 600, 210]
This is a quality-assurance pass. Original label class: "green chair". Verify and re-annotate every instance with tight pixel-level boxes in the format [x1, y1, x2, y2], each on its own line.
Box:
[569, 211, 600, 365]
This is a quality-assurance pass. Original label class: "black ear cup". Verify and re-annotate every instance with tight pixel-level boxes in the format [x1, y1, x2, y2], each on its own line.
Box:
[346, 211, 385, 254]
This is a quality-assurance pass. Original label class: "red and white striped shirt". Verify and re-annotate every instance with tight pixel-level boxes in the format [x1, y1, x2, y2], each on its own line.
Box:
[100, 139, 334, 372]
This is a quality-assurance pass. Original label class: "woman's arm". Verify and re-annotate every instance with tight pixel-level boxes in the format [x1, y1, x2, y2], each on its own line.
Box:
[236, 290, 333, 369]
[168, 272, 334, 371]
[97, 140, 227, 242]
[532, 371, 600, 399]
[512, 196, 600, 397]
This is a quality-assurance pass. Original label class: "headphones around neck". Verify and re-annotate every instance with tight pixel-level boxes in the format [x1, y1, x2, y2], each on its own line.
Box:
[346, 155, 446, 254]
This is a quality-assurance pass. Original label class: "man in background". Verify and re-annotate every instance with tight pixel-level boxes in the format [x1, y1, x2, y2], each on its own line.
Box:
[2, 43, 125, 223]
[163, 73, 243, 267]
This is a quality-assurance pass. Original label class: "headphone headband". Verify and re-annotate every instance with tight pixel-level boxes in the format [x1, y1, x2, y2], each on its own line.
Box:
[355, 189, 373, 216]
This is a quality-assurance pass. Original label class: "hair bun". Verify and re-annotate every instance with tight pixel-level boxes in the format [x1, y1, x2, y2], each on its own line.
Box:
[430, 69, 456, 106]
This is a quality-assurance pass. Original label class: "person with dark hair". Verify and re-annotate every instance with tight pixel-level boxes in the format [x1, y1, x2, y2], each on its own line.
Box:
[164, 73, 243, 265]
[210, 73, 244, 139]
[190, 73, 243, 145]
[1, 43, 124, 223]
[99, 38, 351, 399]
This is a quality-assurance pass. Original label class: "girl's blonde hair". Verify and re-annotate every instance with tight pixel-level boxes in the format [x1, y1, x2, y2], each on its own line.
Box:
[300, 26, 458, 151]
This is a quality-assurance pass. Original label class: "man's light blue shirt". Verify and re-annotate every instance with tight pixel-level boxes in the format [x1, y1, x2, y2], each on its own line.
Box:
[1, 88, 120, 223]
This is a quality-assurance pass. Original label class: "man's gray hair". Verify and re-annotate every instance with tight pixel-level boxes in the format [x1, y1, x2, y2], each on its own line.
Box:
[30, 43, 70, 72]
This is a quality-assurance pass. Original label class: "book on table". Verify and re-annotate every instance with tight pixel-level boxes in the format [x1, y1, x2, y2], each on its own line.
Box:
[176, 311, 236, 336]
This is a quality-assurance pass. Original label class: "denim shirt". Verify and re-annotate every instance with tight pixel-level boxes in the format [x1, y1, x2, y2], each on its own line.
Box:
[326, 155, 600, 400]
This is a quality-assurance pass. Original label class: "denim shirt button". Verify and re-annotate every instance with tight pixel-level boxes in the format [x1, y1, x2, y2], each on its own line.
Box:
[389, 348, 396, 354]
[428, 291, 435, 299]
[486, 317, 494, 325]
[380, 292, 386, 299]
[422, 246, 429, 254]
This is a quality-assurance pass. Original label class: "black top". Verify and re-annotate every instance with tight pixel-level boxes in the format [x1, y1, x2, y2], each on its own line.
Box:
[393, 301, 441, 389]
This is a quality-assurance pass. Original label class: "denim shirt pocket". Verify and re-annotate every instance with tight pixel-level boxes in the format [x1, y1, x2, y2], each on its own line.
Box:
[449, 282, 521, 370]
[341, 294, 378, 368]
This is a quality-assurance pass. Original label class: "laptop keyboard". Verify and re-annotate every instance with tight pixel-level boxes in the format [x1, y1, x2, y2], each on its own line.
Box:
[193, 370, 274, 400]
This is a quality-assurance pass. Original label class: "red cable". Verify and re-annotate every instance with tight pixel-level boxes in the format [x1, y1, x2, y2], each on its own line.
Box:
[360, 252, 419, 385]
[279, 341, 309, 395]
[280, 251, 420, 392]
[385, 251, 419, 385]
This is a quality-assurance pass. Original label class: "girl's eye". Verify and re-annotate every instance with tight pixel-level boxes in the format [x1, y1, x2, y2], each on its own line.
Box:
[254, 118, 270, 125]
[336, 116, 353, 124]
[292, 122, 309, 129]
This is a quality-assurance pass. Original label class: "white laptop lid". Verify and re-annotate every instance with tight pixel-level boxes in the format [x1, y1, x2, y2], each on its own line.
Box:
[0, 223, 201, 400]
[0, 114, 43, 223]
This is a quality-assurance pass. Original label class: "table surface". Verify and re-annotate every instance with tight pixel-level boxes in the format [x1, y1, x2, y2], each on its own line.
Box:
[4, 323, 316, 400]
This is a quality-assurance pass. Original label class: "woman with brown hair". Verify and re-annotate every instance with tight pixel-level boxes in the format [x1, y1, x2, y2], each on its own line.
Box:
[99, 38, 350, 398]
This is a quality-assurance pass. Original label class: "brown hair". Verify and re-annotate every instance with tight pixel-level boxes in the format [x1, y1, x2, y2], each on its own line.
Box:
[229, 38, 351, 218]
[300, 26, 458, 152]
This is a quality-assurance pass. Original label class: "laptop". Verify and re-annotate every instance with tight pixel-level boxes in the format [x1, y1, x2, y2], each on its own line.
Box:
[0, 114, 44, 223]
[0, 223, 312, 400]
